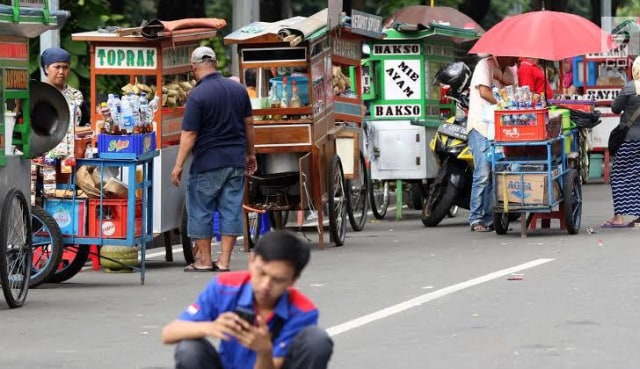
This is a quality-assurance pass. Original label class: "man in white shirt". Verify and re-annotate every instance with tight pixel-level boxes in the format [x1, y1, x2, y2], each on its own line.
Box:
[467, 55, 517, 232]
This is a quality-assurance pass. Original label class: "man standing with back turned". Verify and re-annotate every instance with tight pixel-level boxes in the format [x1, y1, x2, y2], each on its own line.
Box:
[172, 46, 258, 272]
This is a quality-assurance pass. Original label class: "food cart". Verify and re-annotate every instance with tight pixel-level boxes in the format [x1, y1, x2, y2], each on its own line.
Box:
[0, 0, 70, 306]
[362, 21, 480, 219]
[225, 9, 351, 249]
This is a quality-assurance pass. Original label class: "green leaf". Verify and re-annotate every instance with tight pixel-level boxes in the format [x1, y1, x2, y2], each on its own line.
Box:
[67, 71, 80, 90]
[62, 39, 88, 56]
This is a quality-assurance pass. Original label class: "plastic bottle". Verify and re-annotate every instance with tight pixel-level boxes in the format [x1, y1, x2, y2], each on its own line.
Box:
[113, 94, 123, 127]
[290, 80, 301, 108]
[100, 102, 114, 134]
[138, 93, 149, 133]
[120, 94, 133, 134]
[146, 96, 159, 133]
[129, 92, 141, 130]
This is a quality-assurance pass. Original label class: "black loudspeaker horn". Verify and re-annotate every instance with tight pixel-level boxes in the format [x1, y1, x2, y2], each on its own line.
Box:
[28, 81, 71, 157]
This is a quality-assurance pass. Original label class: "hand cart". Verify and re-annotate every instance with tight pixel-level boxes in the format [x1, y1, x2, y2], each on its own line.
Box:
[490, 128, 583, 238]
[225, 10, 351, 249]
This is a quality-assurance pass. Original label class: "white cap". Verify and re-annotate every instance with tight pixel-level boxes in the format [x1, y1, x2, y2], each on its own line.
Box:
[191, 46, 217, 63]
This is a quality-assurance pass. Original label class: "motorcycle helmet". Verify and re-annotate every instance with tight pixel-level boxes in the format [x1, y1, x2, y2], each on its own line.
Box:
[434, 62, 471, 97]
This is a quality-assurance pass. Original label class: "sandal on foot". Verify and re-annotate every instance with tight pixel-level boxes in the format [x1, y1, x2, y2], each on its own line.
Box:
[213, 262, 230, 272]
[600, 221, 631, 228]
[184, 263, 215, 272]
[471, 223, 492, 232]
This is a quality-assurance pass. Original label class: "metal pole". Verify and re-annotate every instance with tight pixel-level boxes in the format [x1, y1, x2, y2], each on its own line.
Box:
[40, 0, 60, 81]
[231, 0, 260, 77]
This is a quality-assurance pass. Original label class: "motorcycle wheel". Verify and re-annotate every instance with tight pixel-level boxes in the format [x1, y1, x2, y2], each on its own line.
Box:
[422, 179, 457, 227]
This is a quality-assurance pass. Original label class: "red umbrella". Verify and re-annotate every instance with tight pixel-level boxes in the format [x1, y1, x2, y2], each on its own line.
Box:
[469, 10, 612, 60]
[388, 5, 485, 33]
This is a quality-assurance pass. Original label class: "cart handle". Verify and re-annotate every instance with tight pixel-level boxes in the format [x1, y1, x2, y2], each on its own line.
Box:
[243, 204, 267, 214]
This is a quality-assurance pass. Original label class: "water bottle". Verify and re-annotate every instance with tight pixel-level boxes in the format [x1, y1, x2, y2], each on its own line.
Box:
[129, 92, 141, 129]
[146, 95, 159, 132]
[138, 93, 149, 131]
[120, 94, 133, 134]
[112, 94, 123, 127]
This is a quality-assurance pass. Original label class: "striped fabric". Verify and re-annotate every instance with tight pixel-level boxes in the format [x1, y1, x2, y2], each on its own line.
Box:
[611, 140, 640, 216]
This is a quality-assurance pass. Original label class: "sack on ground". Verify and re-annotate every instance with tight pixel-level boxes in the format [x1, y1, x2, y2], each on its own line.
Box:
[608, 124, 630, 156]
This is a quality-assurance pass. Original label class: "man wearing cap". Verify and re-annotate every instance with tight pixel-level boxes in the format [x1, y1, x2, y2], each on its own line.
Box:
[171, 46, 257, 272]
[162, 230, 333, 369]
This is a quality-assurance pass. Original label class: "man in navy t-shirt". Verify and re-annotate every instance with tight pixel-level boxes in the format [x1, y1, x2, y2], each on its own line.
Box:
[162, 231, 333, 369]
[171, 46, 258, 273]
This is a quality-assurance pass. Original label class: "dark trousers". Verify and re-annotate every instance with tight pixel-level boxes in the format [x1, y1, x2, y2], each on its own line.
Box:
[175, 326, 333, 369]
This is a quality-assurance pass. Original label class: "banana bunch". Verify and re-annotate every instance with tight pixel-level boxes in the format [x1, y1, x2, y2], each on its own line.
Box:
[161, 79, 196, 107]
[332, 65, 350, 95]
[121, 82, 155, 100]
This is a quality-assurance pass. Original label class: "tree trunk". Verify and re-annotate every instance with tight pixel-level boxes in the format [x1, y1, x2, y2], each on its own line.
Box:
[530, 0, 569, 11]
[458, 0, 491, 24]
[110, 0, 125, 14]
[157, 0, 206, 20]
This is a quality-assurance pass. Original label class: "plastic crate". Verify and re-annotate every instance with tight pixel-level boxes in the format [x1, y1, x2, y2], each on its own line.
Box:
[97, 131, 156, 159]
[43, 198, 87, 236]
[494, 108, 561, 142]
[88, 198, 142, 239]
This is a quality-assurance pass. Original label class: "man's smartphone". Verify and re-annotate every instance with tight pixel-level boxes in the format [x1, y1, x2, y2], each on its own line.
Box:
[234, 307, 255, 325]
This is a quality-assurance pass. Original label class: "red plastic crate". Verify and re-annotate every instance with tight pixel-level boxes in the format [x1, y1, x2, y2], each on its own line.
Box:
[494, 108, 560, 142]
[88, 198, 142, 239]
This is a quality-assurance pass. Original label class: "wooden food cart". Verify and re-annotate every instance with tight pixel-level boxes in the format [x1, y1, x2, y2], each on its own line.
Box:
[225, 10, 350, 249]
[71, 23, 224, 240]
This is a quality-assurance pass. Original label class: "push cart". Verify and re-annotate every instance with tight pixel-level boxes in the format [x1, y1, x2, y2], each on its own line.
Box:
[490, 110, 582, 238]
[225, 10, 352, 249]
[0, 0, 70, 307]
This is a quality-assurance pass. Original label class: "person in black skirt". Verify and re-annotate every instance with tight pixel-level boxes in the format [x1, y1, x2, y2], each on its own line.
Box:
[603, 56, 640, 228]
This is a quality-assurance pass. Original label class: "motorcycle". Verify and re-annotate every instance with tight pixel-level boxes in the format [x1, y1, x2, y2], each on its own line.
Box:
[422, 62, 474, 227]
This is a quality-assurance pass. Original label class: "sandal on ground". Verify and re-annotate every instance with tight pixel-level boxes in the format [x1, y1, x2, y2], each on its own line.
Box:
[213, 262, 231, 272]
[470, 223, 492, 232]
[600, 221, 631, 229]
[184, 263, 215, 272]
[627, 218, 640, 227]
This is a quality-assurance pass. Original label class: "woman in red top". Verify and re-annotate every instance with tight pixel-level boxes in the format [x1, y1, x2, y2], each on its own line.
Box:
[518, 57, 554, 99]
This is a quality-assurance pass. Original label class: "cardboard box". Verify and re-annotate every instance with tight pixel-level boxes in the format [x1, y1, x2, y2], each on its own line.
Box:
[496, 170, 560, 205]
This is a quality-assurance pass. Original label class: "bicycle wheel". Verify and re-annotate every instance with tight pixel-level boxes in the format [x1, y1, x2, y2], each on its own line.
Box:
[30, 206, 63, 287]
[346, 152, 369, 231]
[0, 189, 32, 308]
[328, 155, 347, 246]
[246, 211, 262, 249]
[47, 244, 90, 283]
[369, 179, 389, 220]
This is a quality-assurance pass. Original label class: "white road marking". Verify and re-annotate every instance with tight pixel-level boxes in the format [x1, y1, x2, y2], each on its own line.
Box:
[326, 258, 555, 337]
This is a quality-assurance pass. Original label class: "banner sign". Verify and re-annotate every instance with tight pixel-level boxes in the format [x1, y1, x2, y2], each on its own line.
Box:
[372, 43, 421, 56]
[350, 10, 383, 38]
[4, 69, 28, 90]
[373, 104, 422, 118]
[383, 59, 422, 100]
[95, 47, 157, 69]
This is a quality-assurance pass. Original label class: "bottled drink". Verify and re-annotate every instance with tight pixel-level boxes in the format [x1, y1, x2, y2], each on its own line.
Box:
[138, 93, 149, 133]
[280, 77, 289, 108]
[112, 95, 123, 127]
[120, 94, 133, 134]
[269, 84, 280, 108]
[129, 92, 141, 130]
[146, 96, 159, 133]
[290, 80, 301, 108]
[100, 102, 114, 134]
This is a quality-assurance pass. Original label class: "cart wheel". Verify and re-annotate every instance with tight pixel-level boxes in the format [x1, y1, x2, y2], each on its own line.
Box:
[268, 211, 289, 230]
[0, 189, 31, 308]
[563, 169, 582, 234]
[180, 204, 195, 265]
[47, 244, 90, 283]
[30, 206, 63, 288]
[369, 178, 389, 220]
[346, 152, 369, 232]
[410, 183, 423, 210]
[328, 155, 347, 246]
[493, 212, 510, 235]
[246, 211, 262, 249]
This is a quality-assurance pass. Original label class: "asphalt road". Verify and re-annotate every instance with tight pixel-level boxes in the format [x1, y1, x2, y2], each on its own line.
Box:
[1, 182, 639, 369]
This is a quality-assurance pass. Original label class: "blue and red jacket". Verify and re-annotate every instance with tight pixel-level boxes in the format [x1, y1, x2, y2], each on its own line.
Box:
[178, 271, 318, 369]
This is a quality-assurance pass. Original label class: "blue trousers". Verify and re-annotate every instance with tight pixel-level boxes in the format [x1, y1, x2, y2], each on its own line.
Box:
[468, 129, 494, 226]
[174, 326, 333, 369]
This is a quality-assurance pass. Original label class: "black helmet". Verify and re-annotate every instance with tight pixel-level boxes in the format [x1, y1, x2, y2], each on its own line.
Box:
[434, 62, 471, 97]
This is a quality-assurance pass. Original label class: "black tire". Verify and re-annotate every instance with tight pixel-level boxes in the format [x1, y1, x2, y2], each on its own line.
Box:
[563, 169, 582, 235]
[493, 212, 510, 235]
[30, 206, 64, 288]
[47, 244, 90, 283]
[411, 183, 423, 210]
[369, 178, 389, 220]
[422, 180, 457, 227]
[346, 153, 369, 231]
[246, 211, 262, 249]
[328, 155, 347, 246]
[180, 204, 195, 265]
[0, 189, 31, 308]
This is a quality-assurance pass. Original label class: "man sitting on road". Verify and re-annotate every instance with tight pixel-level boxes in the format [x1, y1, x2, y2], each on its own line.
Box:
[161, 230, 334, 369]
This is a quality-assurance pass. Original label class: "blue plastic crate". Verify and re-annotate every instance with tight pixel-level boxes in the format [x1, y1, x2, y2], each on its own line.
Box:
[98, 131, 156, 159]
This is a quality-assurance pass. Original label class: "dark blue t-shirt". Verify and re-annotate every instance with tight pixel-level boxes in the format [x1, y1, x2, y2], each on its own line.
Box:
[182, 72, 253, 174]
